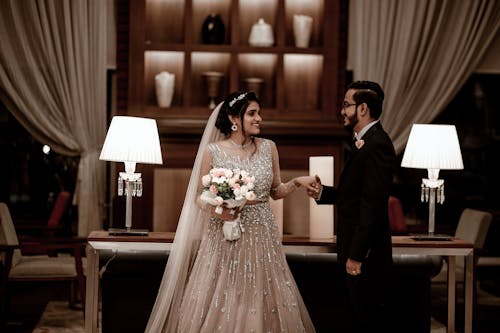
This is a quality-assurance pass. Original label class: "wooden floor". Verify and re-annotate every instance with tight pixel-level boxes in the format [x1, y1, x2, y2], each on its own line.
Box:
[2, 280, 500, 333]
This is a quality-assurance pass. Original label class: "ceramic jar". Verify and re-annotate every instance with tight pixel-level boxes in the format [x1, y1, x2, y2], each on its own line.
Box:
[248, 18, 274, 47]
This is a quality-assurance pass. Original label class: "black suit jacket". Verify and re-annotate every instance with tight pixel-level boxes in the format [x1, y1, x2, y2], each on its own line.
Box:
[317, 122, 396, 271]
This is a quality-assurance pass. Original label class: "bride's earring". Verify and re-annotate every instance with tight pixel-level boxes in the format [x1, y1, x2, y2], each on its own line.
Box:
[231, 122, 238, 131]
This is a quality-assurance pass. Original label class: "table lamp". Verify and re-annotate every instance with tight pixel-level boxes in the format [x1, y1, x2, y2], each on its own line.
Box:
[100, 116, 163, 236]
[401, 124, 463, 240]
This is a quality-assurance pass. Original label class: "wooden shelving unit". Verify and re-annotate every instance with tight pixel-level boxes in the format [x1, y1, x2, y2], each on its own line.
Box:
[121, 0, 348, 135]
[113, 0, 348, 231]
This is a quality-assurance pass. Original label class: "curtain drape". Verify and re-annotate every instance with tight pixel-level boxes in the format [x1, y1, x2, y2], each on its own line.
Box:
[0, 0, 108, 236]
[349, 0, 500, 153]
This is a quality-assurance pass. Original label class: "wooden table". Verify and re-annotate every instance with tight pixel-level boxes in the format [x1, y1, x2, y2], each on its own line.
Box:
[85, 232, 473, 333]
[85, 231, 174, 333]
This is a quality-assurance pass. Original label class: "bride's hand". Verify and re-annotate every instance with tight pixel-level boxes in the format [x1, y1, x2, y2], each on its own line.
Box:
[294, 176, 321, 193]
[212, 205, 240, 221]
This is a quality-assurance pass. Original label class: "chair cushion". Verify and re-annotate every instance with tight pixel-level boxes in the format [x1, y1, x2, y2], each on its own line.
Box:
[9, 254, 81, 278]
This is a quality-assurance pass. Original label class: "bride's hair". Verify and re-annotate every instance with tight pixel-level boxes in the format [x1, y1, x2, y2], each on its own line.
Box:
[215, 91, 260, 135]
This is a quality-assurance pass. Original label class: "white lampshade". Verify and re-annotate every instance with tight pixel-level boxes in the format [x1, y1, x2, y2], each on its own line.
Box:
[401, 124, 463, 170]
[100, 116, 163, 164]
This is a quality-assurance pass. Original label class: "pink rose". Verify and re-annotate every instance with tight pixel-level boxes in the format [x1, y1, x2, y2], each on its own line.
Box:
[209, 185, 218, 194]
[245, 191, 256, 201]
[213, 196, 224, 206]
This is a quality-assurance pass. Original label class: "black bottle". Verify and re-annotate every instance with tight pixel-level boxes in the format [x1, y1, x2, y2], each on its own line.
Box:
[201, 14, 225, 44]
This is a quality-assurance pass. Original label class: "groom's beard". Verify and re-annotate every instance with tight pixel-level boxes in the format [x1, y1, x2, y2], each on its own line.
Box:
[343, 111, 359, 131]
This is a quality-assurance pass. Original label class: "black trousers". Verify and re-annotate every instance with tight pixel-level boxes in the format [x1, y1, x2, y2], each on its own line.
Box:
[343, 263, 393, 333]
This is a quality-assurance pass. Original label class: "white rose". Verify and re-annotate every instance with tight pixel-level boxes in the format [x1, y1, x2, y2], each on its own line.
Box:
[202, 174, 211, 187]
[240, 185, 248, 194]
[214, 176, 226, 184]
[224, 169, 233, 178]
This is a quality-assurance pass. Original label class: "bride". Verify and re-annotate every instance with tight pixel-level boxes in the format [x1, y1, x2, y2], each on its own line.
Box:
[146, 91, 317, 332]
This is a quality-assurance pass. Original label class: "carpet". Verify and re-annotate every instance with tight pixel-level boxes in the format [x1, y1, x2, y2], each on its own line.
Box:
[32, 301, 85, 333]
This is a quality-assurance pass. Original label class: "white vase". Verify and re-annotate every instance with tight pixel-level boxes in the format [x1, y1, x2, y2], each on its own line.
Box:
[155, 71, 175, 108]
[293, 15, 313, 48]
[248, 18, 274, 47]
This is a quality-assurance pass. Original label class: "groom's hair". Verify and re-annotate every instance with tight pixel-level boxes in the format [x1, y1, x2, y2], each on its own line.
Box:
[347, 81, 384, 119]
[216, 91, 260, 135]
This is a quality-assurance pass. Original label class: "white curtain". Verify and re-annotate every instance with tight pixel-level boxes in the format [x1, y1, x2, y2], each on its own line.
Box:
[349, 0, 500, 153]
[0, 0, 108, 236]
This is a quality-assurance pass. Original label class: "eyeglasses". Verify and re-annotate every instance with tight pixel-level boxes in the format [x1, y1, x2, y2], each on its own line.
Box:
[342, 102, 357, 109]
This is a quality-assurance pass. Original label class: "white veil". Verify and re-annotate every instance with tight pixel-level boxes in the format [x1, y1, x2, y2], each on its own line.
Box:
[145, 103, 224, 332]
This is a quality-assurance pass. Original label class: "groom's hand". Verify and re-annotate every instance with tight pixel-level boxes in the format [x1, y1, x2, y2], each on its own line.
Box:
[346, 258, 362, 276]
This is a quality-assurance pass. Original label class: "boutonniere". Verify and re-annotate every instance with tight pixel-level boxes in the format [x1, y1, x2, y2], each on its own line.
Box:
[355, 139, 365, 149]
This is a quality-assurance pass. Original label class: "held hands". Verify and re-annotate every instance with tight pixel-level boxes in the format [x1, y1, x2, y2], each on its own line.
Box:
[294, 176, 321, 194]
[305, 175, 322, 199]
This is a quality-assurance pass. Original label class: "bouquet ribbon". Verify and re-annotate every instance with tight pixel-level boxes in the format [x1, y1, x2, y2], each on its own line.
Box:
[222, 217, 242, 241]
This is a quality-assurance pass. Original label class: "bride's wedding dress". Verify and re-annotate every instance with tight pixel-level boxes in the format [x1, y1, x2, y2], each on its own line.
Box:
[145, 104, 315, 332]
[176, 139, 315, 332]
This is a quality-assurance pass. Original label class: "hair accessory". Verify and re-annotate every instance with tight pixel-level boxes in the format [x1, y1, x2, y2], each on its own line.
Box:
[231, 123, 238, 131]
[229, 93, 247, 107]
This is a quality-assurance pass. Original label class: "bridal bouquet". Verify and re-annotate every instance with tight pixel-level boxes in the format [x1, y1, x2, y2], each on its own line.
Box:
[200, 167, 256, 240]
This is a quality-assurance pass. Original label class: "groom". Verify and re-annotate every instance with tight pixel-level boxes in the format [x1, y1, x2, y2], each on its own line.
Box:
[308, 81, 396, 333]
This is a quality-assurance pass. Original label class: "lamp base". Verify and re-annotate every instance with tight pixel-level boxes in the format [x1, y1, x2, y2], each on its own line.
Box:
[410, 233, 452, 241]
[108, 228, 149, 236]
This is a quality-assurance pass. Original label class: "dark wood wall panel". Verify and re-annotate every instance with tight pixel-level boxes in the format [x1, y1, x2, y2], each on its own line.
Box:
[111, 0, 349, 231]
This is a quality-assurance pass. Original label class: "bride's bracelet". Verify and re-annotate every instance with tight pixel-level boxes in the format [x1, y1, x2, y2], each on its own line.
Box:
[271, 180, 298, 199]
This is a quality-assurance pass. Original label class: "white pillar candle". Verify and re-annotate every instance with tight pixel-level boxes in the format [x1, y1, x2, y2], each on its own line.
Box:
[309, 156, 334, 238]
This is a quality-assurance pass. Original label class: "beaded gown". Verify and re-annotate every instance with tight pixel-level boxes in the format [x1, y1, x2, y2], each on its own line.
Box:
[176, 138, 315, 332]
